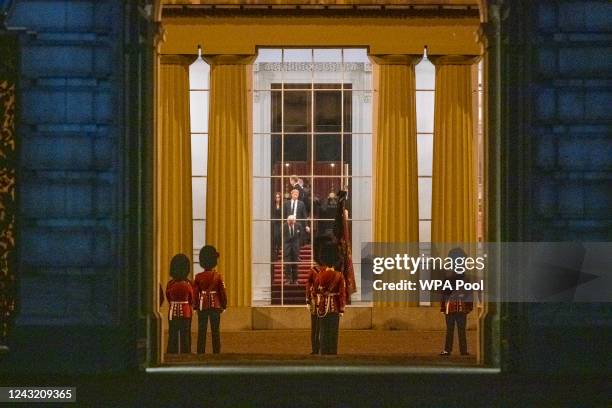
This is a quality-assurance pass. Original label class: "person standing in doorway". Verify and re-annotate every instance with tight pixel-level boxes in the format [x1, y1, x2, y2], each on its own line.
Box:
[272, 192, 283, 259]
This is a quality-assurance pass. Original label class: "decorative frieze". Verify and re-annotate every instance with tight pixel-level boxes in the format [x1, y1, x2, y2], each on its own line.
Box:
[254, 62, 371, 72]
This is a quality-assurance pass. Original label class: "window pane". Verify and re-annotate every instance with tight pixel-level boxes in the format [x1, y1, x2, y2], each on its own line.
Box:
[351, 177, 372, 220]
[343, 48, 369, 64]
[283, 48, 312, 63]
[192, 178, 207, 220]
[283, 83, 312, 90]
[253, 134, 279, 177]
[269, 89, 283, 133]
[416, 91, 434, 133]
[350, 133, 372, 176]
[254, 90, 273, 133]
[350, 91, 373, 133]
[193, 220, 206, 252]
[351, 220, 372, 263]
[252, 263, 272, 304]
[417, 134, 433, 176]
[314, 49, 342, 63]
[282, 91, 311, 133]
[314, 90, 342, 132]
[189, 57, 209, 89]
[315, 134, 342, 162]
[419, 220, 431, 242]
[191, 134, 208, 176]
[283, 133, 310, 163]
[252, 221, 272, 263]
[418, 177, 432, 220]
[343, 133, 352, 167]
[190, 90, 208, 133]
[313, 177, 344, 217]
[270, 262, 283, 304]
[415, 58, 435, 90]
[253, 177, 272, 220]
[343, 89, 353, 132]
[256, 48, 282, 63]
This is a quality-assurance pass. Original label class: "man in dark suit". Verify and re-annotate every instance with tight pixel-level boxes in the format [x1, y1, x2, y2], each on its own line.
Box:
[289, 175, 305, 202]
[297, 178, 311, 212]
[283, 189, 310, 232]
[283, 215, 303, 284]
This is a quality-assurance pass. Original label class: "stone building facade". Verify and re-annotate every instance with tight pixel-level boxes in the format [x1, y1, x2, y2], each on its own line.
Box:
[0, 0, 609, 376]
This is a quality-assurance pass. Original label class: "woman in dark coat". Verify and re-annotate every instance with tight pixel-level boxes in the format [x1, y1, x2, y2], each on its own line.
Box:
[271, 192, 283, 259]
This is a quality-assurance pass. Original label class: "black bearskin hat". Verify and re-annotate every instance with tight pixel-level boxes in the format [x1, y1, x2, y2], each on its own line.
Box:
[169, 253, 190, 280]
[315, 234, 339, 268]
[199, 245, 219, 270]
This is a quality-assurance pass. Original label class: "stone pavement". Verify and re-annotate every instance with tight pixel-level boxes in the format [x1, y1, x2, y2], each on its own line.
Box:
[165, 329, 478, 366]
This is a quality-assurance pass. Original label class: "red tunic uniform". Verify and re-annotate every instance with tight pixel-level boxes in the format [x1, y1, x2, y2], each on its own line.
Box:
[166, 279, 194, 320]
[305, 266, 320, 314]
[314, 267, 346, 316]
[193, 270, 227, 311]
[440, 291, 473, 314]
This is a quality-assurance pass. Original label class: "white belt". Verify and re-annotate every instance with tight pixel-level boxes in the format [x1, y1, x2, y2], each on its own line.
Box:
[169, 301, 189, 320]
[199, 291, 217, 310]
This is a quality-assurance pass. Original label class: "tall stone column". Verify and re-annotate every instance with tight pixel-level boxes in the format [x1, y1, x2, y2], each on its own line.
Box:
[430, 55, 480, 249]
[204, 54, 255, 318]
[369, 54, 421, 308]
[157, 55, 194, 288]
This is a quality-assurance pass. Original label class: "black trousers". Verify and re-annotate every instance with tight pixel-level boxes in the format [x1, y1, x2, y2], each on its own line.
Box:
[444, 312, 468, 354]
[167, 318, 191, 354]
[310, 313, 320, 354]
[319, 314, 340, 355]
[284, 262, 298, 283]
[197, 310, 221, 354]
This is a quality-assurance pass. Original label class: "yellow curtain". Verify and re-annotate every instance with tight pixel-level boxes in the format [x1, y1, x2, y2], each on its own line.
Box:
[205, 55, 255, 307]
[156, 56, 194, 287]
[371, 55, 421, 243]
[370, 55, 421, 306]
[430, 56, 480, 246]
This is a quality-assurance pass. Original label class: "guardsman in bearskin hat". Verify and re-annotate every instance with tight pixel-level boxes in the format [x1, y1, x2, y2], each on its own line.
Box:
[193, 245, 227, 354]
[165, 253, 194, 354]
[313, 235, 346, 355]
[305, 236, 325, 355]
[439, 247, 473, 356]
